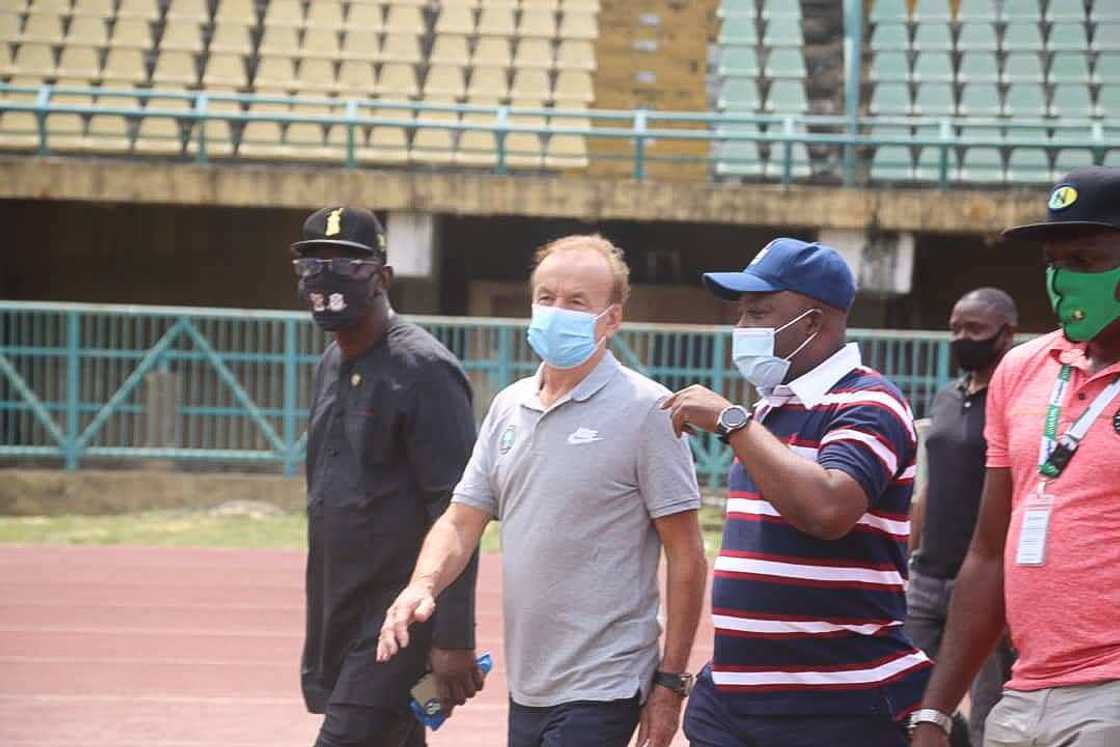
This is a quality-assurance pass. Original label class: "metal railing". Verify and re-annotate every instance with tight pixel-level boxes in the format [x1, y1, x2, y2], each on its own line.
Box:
[1, 83, 1117, 187]
[0, 301, 954, 486]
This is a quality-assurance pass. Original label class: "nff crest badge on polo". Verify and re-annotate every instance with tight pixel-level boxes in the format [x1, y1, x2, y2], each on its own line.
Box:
[499, 425, 517, 455]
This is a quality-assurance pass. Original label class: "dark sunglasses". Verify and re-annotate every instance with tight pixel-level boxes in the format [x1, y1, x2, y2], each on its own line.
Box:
[292, 258, 382, 280]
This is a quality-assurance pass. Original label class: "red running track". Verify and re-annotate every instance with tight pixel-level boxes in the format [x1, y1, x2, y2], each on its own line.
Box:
[0, 545, 713, 747]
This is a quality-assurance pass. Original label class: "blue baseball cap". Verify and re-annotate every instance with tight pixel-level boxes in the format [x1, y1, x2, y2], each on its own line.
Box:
[702, 238, 857, 311]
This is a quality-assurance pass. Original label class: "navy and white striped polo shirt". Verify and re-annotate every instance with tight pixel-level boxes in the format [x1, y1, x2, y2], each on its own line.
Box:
[711, 343, 931, 718]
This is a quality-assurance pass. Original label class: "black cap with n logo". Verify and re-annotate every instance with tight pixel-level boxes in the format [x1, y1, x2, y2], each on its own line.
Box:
[1003, 166, 1120, 242]
[291, 207, 387, 260]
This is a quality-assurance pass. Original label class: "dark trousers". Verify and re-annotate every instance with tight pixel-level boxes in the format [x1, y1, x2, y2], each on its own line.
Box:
[313, 702, 424, 747]
[684, 672, 907, 747]
[508, 693, 642, 747]
[905, 568, 1016, 747]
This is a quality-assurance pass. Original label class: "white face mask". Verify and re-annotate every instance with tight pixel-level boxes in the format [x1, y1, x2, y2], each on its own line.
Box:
[732, 308, 820, 393]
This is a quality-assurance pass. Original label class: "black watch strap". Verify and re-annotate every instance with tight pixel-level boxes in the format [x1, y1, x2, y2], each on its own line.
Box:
[653, 670, 693, 697]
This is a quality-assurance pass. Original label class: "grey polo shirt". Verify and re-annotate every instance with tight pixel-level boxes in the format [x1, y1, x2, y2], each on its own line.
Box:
[452, 351, 701, 707]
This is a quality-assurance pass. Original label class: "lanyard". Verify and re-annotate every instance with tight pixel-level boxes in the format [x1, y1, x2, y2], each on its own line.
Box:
[1038, 364, 1120, 479]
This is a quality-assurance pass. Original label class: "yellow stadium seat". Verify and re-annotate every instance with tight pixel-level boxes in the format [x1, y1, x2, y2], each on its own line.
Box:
[46, 111, 87, 152]
[340, 31, 380, 62]
[134, 101, 187, 155]
[259, 25, 300, 55]
[286, 109, 337, 161]
[545, 113, 588, 169]
[385, 5, 426, 34]
[186, 116, 236, 158]
[86, 113, 133, 153]
[514, 38, 554, 69]
[455, 111, 497, 166]
[505, 113, 545, 168]
[377, 62, 419, 98]
[435, 5, 475, 35]
[519, 9, 557, 38]
[510, 68, 550, 100]
[553, 70, 592, 104]
[380, 33, 422, 64]
[301, 28, 341, 58]
[324, 118, 356, 159]
[423, 64, 465, 99]
[430, 34, 469, 66]
[56, 46, 101, 79]
[209, 24, 253, 55]
[22, 13, 66, 45]
[556, 39, 594, 70]
[51, 78, 96, 105]
[0, 13, 21, 45]
[26, 0, 73, 13]
[109, 18, 152, 48]
[202, 52, 247, 88]
[116, 0, 160, 22]
[239, 103, 288, 158]
[254, 55, 299, 90]
[151, 50, 199, 86]
[4, 76, 48, 101]
[0, 112, 41, 152]
[73, 0, 116, 15]
[102, 47, 147, 83]
[65, 15, 109, 47]
[473, 37, 512, 68]
[344, 3, 383, 32]
[214, 0, 256, 25]
[522, 0, 561, 10]
[336, 60, 376, 96]
[294, 57, 337, 94]
[159, 21, 205, 53]
[13, 44, 58, 78]
[361, 107, 411, 164]
[305, 2, 344, 29]
[467, 66, 508, 99]
[442, 0, 480, 7]
[411, 107, 458, 164]
[561, 0, 600, 10]
[478, 7, 515, 36]
[558, 10, 597, 39]
[264, 0, 305, 27]
[166, 0, 210, 23]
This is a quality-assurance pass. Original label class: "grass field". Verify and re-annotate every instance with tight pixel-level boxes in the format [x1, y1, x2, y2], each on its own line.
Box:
[0, 505, 727, 554]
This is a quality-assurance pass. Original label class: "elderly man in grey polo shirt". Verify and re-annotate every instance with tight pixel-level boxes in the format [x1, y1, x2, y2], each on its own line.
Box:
[377, 234, 708, 747]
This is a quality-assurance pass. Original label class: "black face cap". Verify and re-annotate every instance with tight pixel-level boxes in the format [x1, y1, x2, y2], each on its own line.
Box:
[1002, 166, 1120, 243]
[291, 207, 388, 260]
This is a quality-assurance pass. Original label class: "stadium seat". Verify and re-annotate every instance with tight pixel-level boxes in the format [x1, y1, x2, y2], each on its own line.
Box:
[11, 44, 57, 78]
[430, 34, 469, 66]
[762, 16, 801, 47]
[477, 7, 515, 36]
[715, 124, 764, 178]
[870, 0, 910, 23]
[361, 107, 411, 164]
[474, 37, 513, 68]
[870, 22, 908, 51]
[344, 3, 383, 33]
[1003, 52, 1045, 83]
[73, 0, 116, 15]
[159, 21, 205, 52]
[1095, 53, 1120, 85]
[186, 115, 236, 159]
[911, 52, 953, 82]
[1052, 147, 1096, 176]
[423, 64, 466, 99]
[166, 0, 210, 23]
[1006, 127, 1051, 182]
[1003, 21, 1044, 51]
[294, 58, 338, 94]
[109, 18, 153, 49]
[870, 81, 911, 114]
[1048, 22, 1089, 51]
[912, 23, 953, 52]
[21, 13, 66, 45]
[1004, 82, 1049, 116]
[286, 109, 341, 162]
[912, 81, 955, 115]
[456, 111, 499, 167]
[760, 0, 801, 21]
[435, 5, 475, 35]
[505, 112, 546, 168]
[912, 0, 953, 22]
[85, 112, 133, 154]
[239, 118, 288, 159]
[556, 39, 595, 71]
[718, 13, 759, 46]
[214, 0, 256, 25]
[764, 48, 805, 79]
[870, 51, 909, 82]
[1104, 149, 1120, 167]
[255, 57, 298, 91]
[957, 126, 1004, 183]
[0, 12, 21, 44]
[1003, 0, 1043, 22]
[336, 60, 376, 96]
[302, 28, 342, 58]
[305, 2, 344, 30]
[766, 80, 807, 113]
[116, 0, 160, 22]
[386, 5, 427, 35]
[209, 24, 253, 55]
[1096, 84, 1120, 117]
[515, 38, 555, 69]
[340, 31, 379, 62]
[380, 33, 422, 64]
[102, 48, 148, 84]
[958, 51, 999, 82]
[0, 111, 41, 152]
[411, 108, 458, 165]
[264, 0, 305, 28]
[524, 0, 561, 10]
[25, 0, 70, 11]
[869, 125, 914, 181]
[202, 53, 248, 88]
[765, 138, 811, 180]
[1093, 22, 1120, 51]
[377, 63, 419, 98]
[260, 25, 300, 56]
[520, 9, 558, 38]
[719, 45, 761, 78]
[467, 67, 509, 99]
[718, 77, 761, 111]
[46, 109, 87, 153]
[958, 82, 1002, 115]
[1046, 2, 1089, 22]
[1048, 52, 1092, 83]
[913, 125, 953, 181]
[151, 50, 199, 87]
[134, 102, 187, 156]
[545, 113, 589, 170]
[56, 46, 101, 80]
[557, 10, 597, 40]
[955, 0, 998, 22]
[955, 22, 999, 51]
[553, 70, 593, 104]
[1050, 83, 1095, 118]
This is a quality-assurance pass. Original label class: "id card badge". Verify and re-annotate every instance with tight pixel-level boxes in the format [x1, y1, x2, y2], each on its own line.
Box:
[1015, 485, 1054, 566]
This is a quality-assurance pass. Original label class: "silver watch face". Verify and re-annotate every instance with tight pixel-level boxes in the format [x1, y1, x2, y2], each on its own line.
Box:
[720, 406, 749, 430]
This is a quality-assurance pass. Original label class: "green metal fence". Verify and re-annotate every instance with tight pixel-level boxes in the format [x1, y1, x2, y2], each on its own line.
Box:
[0, 301, 952, 486]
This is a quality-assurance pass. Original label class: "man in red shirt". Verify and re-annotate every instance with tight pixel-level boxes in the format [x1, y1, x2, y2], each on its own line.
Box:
[912, 167, 1120, 746]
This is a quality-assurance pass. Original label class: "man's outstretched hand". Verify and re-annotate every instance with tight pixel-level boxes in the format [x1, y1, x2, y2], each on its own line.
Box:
[377, 584, 436, 661]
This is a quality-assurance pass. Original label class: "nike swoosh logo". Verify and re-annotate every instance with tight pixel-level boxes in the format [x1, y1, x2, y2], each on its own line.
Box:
[567, 435, 603, 445]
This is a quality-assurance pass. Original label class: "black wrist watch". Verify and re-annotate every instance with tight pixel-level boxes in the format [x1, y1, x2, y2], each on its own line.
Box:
[653, 670, 694, 697]
[716, 405, 752, 444]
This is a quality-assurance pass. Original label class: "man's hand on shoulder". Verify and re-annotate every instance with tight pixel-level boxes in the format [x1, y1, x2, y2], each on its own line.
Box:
[377, 583, 437, 661]
[635, 685, 685, 747]
[430, 647, 485, 716]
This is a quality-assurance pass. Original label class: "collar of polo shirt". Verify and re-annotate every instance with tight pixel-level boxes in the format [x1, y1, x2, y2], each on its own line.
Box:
[523, 350, 622, 411]
[763, 343, 862, 408]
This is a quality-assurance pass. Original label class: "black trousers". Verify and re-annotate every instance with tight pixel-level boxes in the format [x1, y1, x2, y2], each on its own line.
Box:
[313, 702, 425, 747]
[508, 693, 642, 747]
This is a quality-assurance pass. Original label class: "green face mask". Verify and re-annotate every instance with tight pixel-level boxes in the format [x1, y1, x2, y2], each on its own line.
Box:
[1046, 264, 1120, 342]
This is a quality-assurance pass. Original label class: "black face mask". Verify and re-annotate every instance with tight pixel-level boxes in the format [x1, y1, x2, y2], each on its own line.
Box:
[298, 273, 378, 331]
[951, 328, 1005, 372]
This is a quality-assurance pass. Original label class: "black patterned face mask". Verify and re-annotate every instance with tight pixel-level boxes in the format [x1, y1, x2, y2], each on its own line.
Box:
[298, 273, 377, 331]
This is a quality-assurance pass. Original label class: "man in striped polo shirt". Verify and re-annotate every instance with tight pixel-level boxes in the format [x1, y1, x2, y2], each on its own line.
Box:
[664, 239, 931, 746]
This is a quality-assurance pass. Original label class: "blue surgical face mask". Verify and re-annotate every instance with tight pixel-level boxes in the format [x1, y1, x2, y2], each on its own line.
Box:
[732, 308, 819, 393]
[527, 304, 611, 369]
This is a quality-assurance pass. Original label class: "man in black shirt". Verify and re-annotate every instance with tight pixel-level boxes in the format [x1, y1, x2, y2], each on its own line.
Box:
[294, 207, 483, 747]
[907, 287, 1018, 747]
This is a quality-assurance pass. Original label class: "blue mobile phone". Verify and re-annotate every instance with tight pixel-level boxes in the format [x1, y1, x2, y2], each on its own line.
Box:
[409, 651, 493, 731]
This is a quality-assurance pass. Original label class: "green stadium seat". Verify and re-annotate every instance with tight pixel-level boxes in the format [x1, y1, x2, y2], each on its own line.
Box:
[760, 0, 801, 21]
[913, 81, 955, 115]
[955, 21, 999, 51]
[958, 51, 999, 82]
[719, 46, 760, 78]
[957, 126, 1004, 183]
[912, 52, 953, 82]
[870, 51, 909, 82]
[1004, 83, 1049, 116]
[1093, 22, 1120, 51]
[1049, 52, 1092, 83]
[870, 81, 911, 114]
[1104, 149, 1120, 167]
[1048, 22, 1089, 51]
[870, 0, 910, 23]
[914, 134, 954, 182]
[762, 16, 801, 47]
[955, 0, 998, 22]
[1003, 0, 1043, 22]
[870, 23, 909, 51]
[764, 48, 805, 79]
[1045, 3, 1089, 22]
[1097, 84, 1120, 117]
[718, 14, 759, 45]
[1092, 7, 1120, 23]
[1006, 127, 1051, 182]
[869, 126, 914, 181]
[958, 82, 1002, 115]
[765, 137, 811, 180]
[1050, 83, 1094, 118]
[912, 23, 953, 52]
[1003, 21, 1044, 51]
[1052, 147, 1096, 176]
[1003, 52, 1045, 83]
[1095, 52, 1120, 84]
[715, 124, 764, 178]
[912, 0, 952, 22]
[718, 77, 761, 111]
[765, 80, 807, 114]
